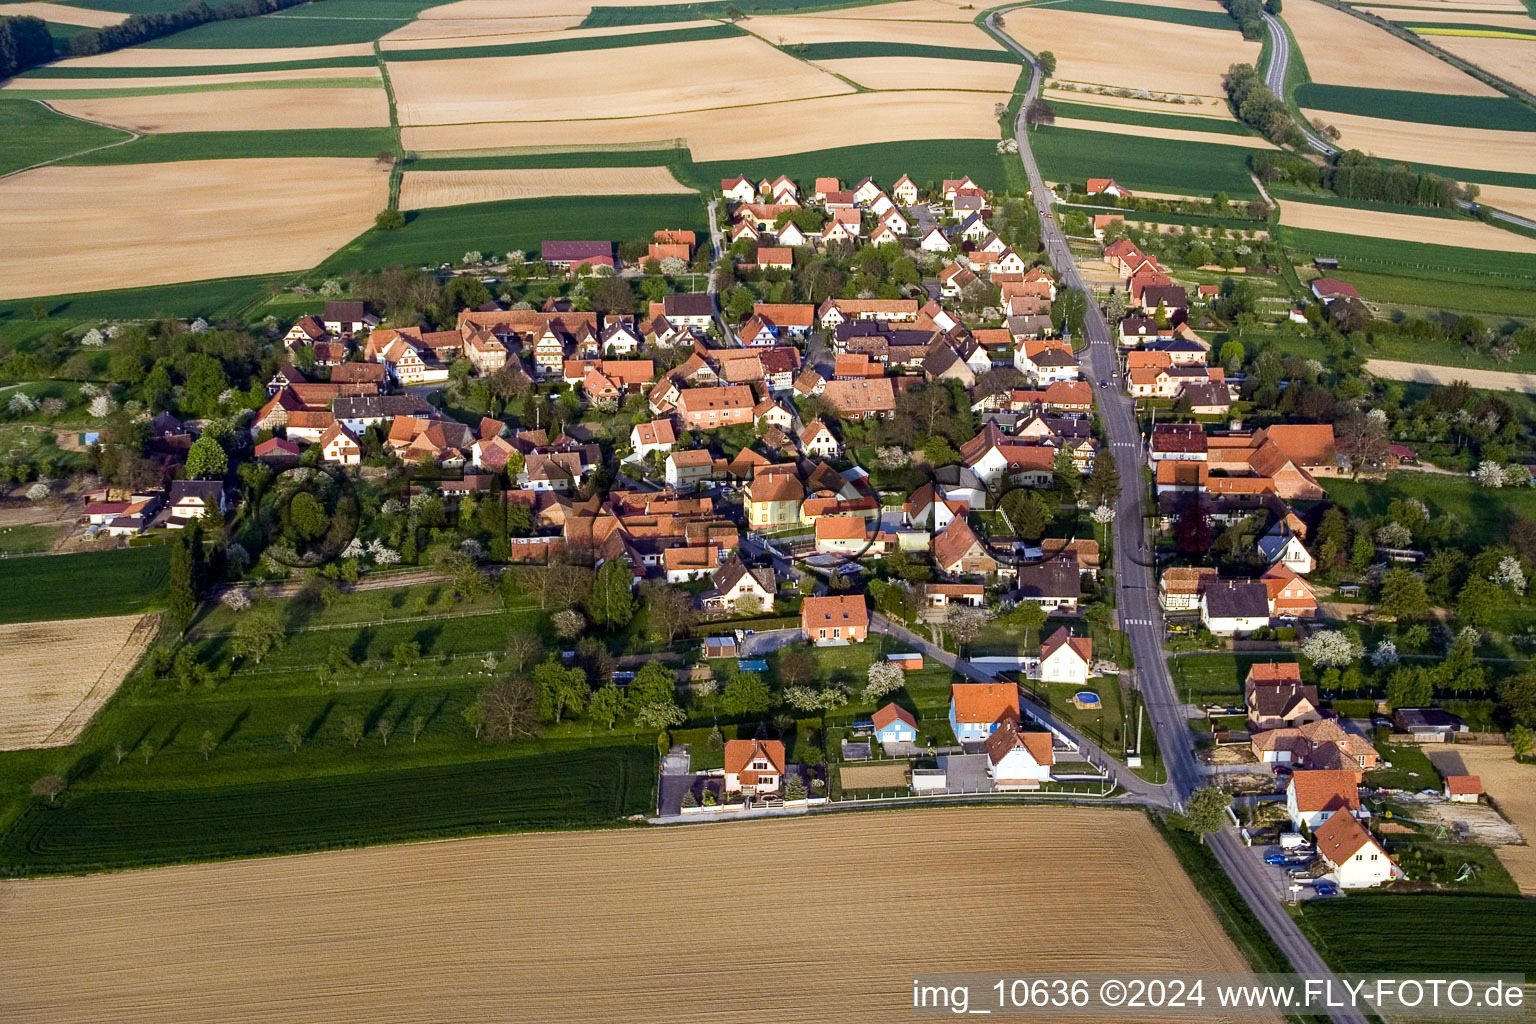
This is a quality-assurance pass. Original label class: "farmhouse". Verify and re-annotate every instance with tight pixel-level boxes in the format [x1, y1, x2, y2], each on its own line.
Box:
[801, 594, 868, 645]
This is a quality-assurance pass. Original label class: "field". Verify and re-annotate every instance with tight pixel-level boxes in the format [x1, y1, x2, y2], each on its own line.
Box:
[318, 193, 706, 274]
[398, 166, 694, 210]
[48, 85, 390, 132]
[1325, 474, 1536, 549]
[1430, 33, 1536, 90]
[1365, 359, 1536, 393]
[1426, 745, 1536, 893]
[0, 2, 124, 25]
[1048, 116, 1276, 150]
[4, 65, 383, 88]
[1278, 199, 1536, 253]
[1296, 894, 1536, 972]
[1044, 86, 1236, 120]
[0, 808, 1278, 1020]
[743, 14, 1006, 49]
[1301, 109, 1536, 174]
[0, 97, 131, 177]
[138, 0, 442, 47]
[35, 42, 377, 68]
[1294, 83, 1536, 130]
[1281, 225, 1536, 278]
[60, 126, 401, 164]
[1031, 125, 1263, 197]
[1473, 183, 1536, 220]
[1285, 0, 1497, 94]
[1001, 7, 1258, 97]
[0, 614, 158, 750]
[0, 157, 389, 300]
[686, 137, 1021, 193]
[382, 21, 744, 60]
[402, 89, 1010, 160]
[0, 547, 170, 623]
[813, 54, 1021, 92]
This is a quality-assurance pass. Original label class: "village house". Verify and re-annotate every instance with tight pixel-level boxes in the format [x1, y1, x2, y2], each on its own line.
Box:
[1039, 627, 1092, 685]
[317, 423, 361, 467]
[1313, 809, 1399, 888]
[700, 554, 776, 614]
[985, 717, 1055, 789]
[541, 240, 614, 273]
[747, 470, 805, 530]
[1201, 579, 1271, 636]
[629, 419, 676, 461]
[1286, 769, 1361, 831]
[323, 300, 377, 336]
[663, 544, 720, 583]
[873, 703, 918, 752]
[1159, 567, 1218, 613]
[165, 480, 226, 528]
[798, 419, 840, 460]
[932, 515, 997, 576]
[1010, 554, 1082, 613]
[676, 385, 756, 431]
[801, 594, 869, 645]
[815, 515, 868, 554]
[949, 682, 1020, 744]
[724, 738, 785, 796]
[922, 583, 986, 609]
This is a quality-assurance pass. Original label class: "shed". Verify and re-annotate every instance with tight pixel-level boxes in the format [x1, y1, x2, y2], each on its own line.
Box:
[887, 652, 924, 671]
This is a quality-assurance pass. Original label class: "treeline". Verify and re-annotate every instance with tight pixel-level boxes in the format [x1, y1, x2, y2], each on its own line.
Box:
[1224, 63, 1302, 146]
[67, 0, 315, 58]
[1252, 150, 1469, 210]
[1221, 0, 1265, 40]
[0, 15, 53, 79]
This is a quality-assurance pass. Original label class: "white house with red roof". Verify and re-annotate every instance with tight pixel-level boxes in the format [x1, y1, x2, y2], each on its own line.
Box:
[1286, 769, 1361, 830]
[1313, 809, 1400, 888]
[724, 738, 785, 795]
[1039, 627, 1092, 684]
[985, 717, 1055, 788]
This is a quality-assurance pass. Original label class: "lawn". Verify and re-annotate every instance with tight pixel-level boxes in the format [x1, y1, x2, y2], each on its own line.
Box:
[0, 524, 64, 555]
[1295, 84, 1536, 132]
[386, 23, 744, 62]
[689, 138, 1025, 195]
[1367, 740, 1443, 791]
[1324, 474, 1536, 551]
[0, 97, 131, 177]
[790, 41, 1017, 63]
[0, 745, 653, 876]
[1294, 894, 1536, 973]
[1326, 268, 1536, 319]
[316, 194, 708, 276]
[1047, 0, 1239, 30]
[1046, 100, 1260, 138]
[144, 0, 440, 47]
[61, 128, 401, 165]
[0, 546, 170, 623]
[1030, 126, 1262, 198]
[1168, 653, 1310, 704]
[0, 275, 277, 344]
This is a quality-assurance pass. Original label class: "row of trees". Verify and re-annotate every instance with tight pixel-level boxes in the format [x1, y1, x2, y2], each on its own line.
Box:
[0, 14, 52, 79]
[1223, 63, 1302, 147]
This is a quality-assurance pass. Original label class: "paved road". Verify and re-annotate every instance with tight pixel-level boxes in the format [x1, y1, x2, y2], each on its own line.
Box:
[987, 13, 1368, 1019]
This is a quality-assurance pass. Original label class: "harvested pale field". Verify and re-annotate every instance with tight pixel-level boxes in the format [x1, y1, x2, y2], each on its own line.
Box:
[1468, 183, 1536, 220]
[1301, 108, 1535, 174]
[0, 158, 388, 300]
[51, 86, 389, 133]
[1003, 10, 1258, 95]
[1, 66, 381, 91]
[385, 15, 583, 39]
[388, 36, 848, 125]
[1430, 35, 1536, 92]
[1426, 745, 1536, 894]
[1364, 8, 1536, 26]
[1052, 115, 1276, 148]
[381, 19, 716, 49]
[814, 54, 1022, 92]
[0, 808, 1275, 1023]
[0, 613, 157, 750]
[1045, 87, 1236, 119]
[803, 0, 985, 21]
[48, 42, 373, 69]
[0, 2, 122, 26]
[404, 89, 1009, 159]
[1279, 199, 1536, 252]
[838, 763, 911, 789]
[1286, 0, 1497, 93]
[742, 13, 1003, 48]
[400, 166, 693, 210]
[1365, 359, 1536, 392]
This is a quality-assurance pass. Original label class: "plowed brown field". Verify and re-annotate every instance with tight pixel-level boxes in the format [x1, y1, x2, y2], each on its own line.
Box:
[0, 808, 1272, 1023]
[1427, 745, 1536, 894]
[0, 613, 157, 749]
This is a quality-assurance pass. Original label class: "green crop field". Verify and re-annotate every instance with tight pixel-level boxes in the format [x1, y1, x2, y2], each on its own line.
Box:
[1031, 125, 1261, 198]
[1282, 227, 1536, 280]
[1066, 204, 1268, 232]
[690, 138, 1023, 195]
[0, 547, 170, 623]
[581, 0, 894, 27]
[316, 193, 707, 276]
[0, 275, 276, 342]
[1326, 475, 1536, 549]
[144, 0, 440, 47]
[0, 745, 653, 875]
[0, 525, 64, 555]
[61, 127, 400, 165]
[1046, 100, 1260, 137]
[64, 0, 197, 12]
[17, 55, 378, 78]
[0, 97, 131, 177]
[386, 23, 745, 62]
[790, 41, 1015, 62]
[405, 147, 686, 173]
[1296, 895, 1536, 973]
[1410, 24, 1536, 39]
[1296, 84, 1536, 132]
[1327, 269, 1536, 319]
[1047, 0, 1237, 30]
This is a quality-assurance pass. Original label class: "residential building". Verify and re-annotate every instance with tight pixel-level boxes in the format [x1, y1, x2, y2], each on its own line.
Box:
[1038, 627, 1091, 685]
[932, 515, 996, 576]
[1313, 809, 1399, 888]
[1286, 769, 1360, 831]
[1160, 567, 1218, 613]
[701, 554, 776, 614]
[630, 419, 677, 461]
[873, 703, 918, 751]
[724, 738, 785, 795]
[801, 594, 869, 645]
[676, 386, 756, 431]
[985, 717, 1055, 788]
[1201, 579, 1271, 636]
[747, 471, 804, 530]
[949, 682, 1021, 744]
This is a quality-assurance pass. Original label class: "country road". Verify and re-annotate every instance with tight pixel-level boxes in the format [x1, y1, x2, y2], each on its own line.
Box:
[985, 10, 1369, 1020]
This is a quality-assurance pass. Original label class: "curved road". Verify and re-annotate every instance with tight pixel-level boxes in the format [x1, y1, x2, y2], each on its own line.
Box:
[985, 11, 1368, 1021]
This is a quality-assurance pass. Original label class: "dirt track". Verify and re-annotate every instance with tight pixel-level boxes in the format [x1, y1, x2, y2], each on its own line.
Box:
[1364, 359, 1536, 394]
[0, 808, 1273, 1023]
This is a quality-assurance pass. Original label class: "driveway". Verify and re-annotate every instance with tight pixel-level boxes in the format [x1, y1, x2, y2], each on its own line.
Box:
[736, 628, 803, 657]
[940, 752, 994, 795]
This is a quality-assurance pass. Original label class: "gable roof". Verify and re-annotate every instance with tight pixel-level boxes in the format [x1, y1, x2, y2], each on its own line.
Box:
[1040, 626, 1091, 665]
[724, 737, 785, 776]
[872, 703, 917, 732]
[1246, 662, 1302, 686]
[1313, 808, 1380, 865]
[932, 514, 987, 570]
[984, 716, 1054, 767]
[1289, 769, 1360, 813]
[950, 682, 1020, 725]
[1203, 579, 1270, 619]
[801, 593, 869, 631]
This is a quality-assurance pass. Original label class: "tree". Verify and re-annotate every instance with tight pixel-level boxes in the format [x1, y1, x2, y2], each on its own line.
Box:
[627, 661, 676, 710]
[642, 581, 695, 642]
[1081, 450, 1121, 508]
[1004, 600, 1047, 649]
[1499, 669, 1536, 728]
[198, 730, 216, 760]
[635, 701, 688, 730]
[376, 718, 394, 746]
[341, 716, 364, 747]
[533, 657, 589, 723]
[505, 628, 542, 671]
[1050, 288, 1088, 335]
[946, 605, 989, 650]
[139, 739, 154, 765]
[285, 723, 304, 752]
[374, 208, 405, 230]
[720, 673, 774, 717]
[587, 559, 637, 628]
[1377, 568, 1429, 619]
[864, 660, 905, 702]
[1509, 724, 1534, 759]
[589, 685, 628, 729]
[1037, 50, 1057, 77]
[479, 677, 542, 740]
[31, 775, 65, 804]
[1176, 786, 1230, 843]
[1385, 666, 1433, 711]
[777, 648, 815, 691]
[185, 436, 227, 479]
[233, 604, 285, 664]
[552, 608, 586, 640]
[1024, 97, 1055, 128]
[286, 491, 327, 543]
[1299, 629, 1362, 668]
[1457, 577, 1501, 628]
[168, 537, 197, 632]
[590, 274, 635, 316]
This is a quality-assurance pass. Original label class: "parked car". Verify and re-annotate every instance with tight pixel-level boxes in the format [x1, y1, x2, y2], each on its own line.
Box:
[1263, 851, 1289, 865]
[1313, 881, 1339, 896]
[1288, 868, 1313, 880]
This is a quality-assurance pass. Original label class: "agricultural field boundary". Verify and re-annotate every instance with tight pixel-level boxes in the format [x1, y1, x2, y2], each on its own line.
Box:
[1296, 82, 1536, 129]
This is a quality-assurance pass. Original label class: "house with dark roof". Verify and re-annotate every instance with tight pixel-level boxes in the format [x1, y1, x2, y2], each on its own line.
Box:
[1200, 579, 1270, 636]
[541, 241, 614, 271]
[1010, 552, 1081, 612]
